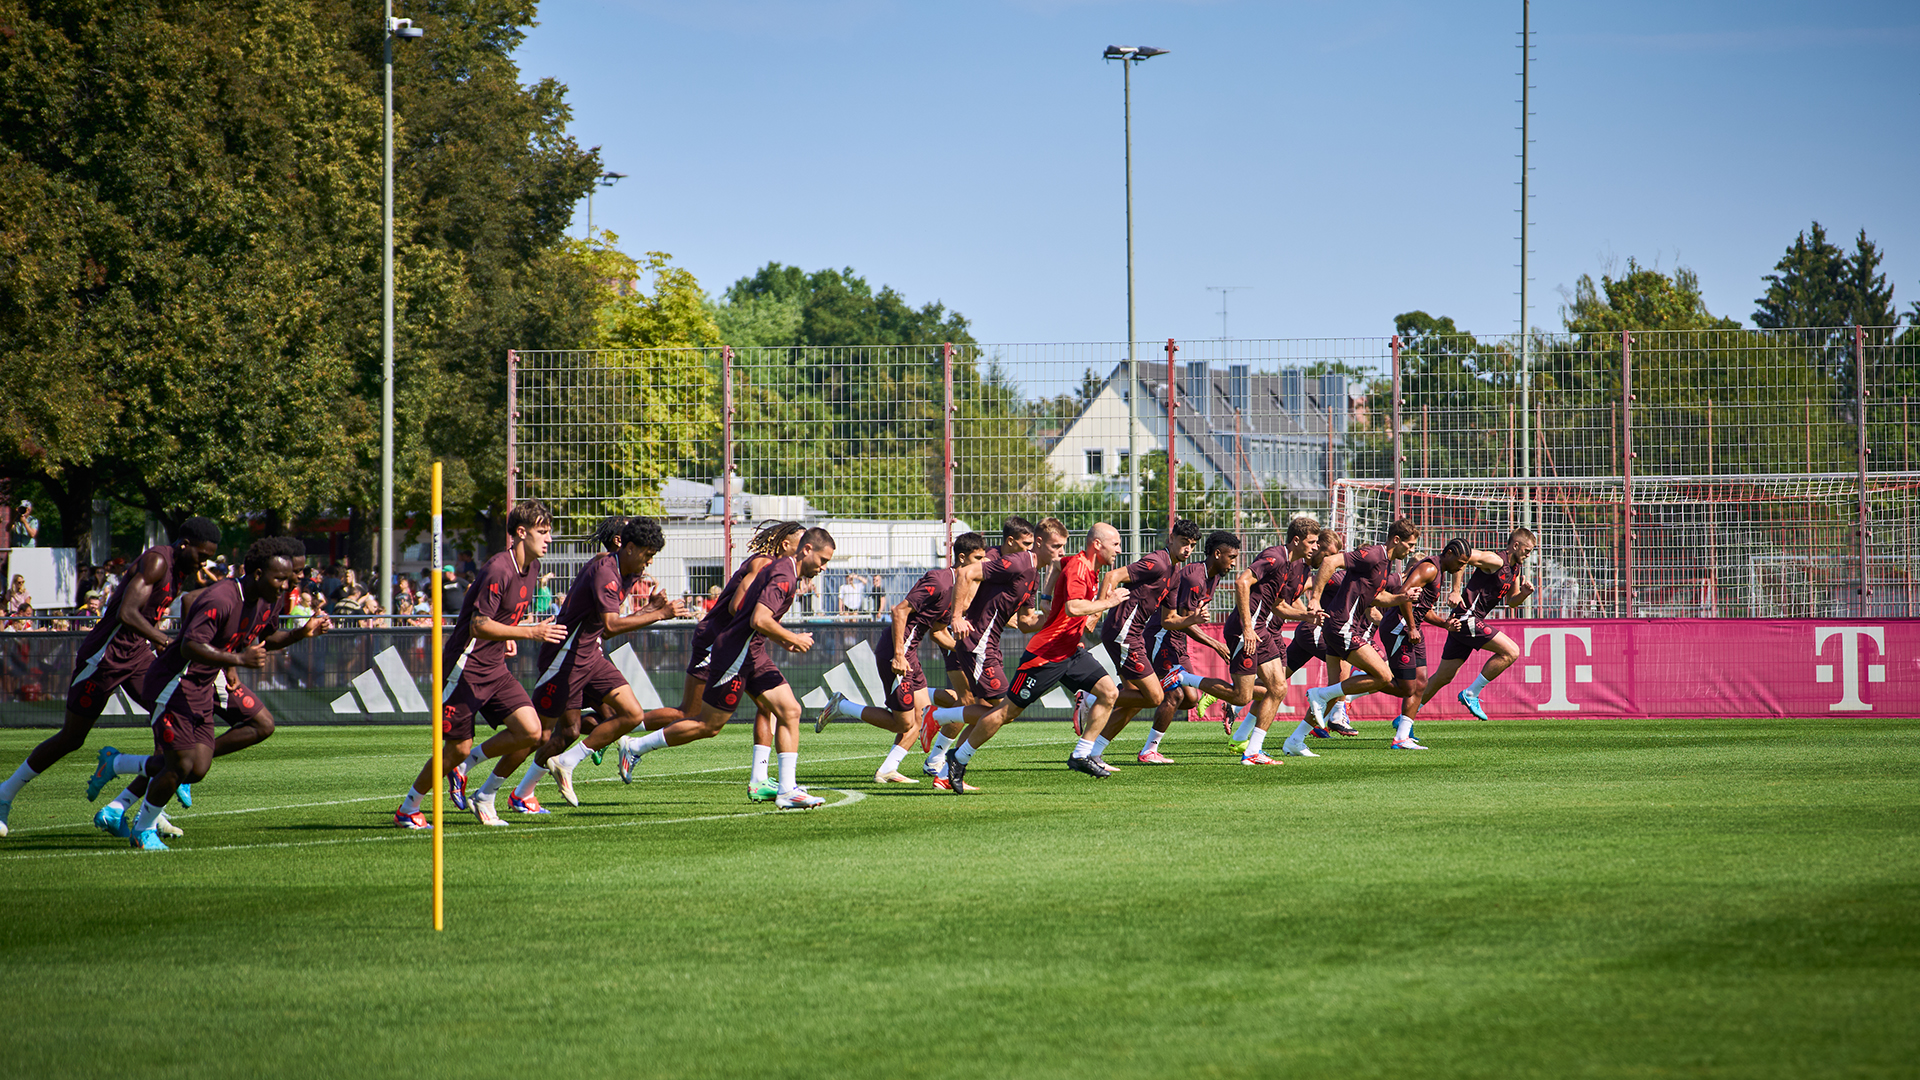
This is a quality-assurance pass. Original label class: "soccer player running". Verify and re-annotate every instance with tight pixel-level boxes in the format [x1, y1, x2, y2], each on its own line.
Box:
[1302, 518, 1424, 730]
[694, 527, 834, 809]
[1420, 528, 1537, 721]
[933, 523, 1132, 791]
[1131, 530, 1239, 764]
[1372, 544, 1463, 749]
[394, 501, 565, 830]
[1202, 515, 1322, 763]
[512, 516, 686, 812]
[815, 531, 989, 783]
[1084, 519, 1204, 765]
[616, 521, 803, 801]
[921, 517, 1043, 788]
[117, 539, 323, 850]
[0, 516, 222, 839]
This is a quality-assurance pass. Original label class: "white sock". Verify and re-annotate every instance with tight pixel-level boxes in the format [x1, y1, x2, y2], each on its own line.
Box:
[477, 769, 507, 798]
[1468, 674, 1491, 694]
[555, 740, 593, 770]
[879, 745, 910, 774]
[928, 732, 953, 757]
[1394, 716, 1414, 741]
[1287, 720, 1312, 744]
[833, 696, 868, 721]
[112, 753, 148, 776]
[1310, 684, 1344, 705]
[1346, 691, 1371, 704]
[0, 761, 39, 800]
[777, 751, 798, 794]
[513, 762, 547, 799]
[1071, 737, 1095, 759]
[1090, 735, 1111, 757]
[459, 748, 488, 774]
[750, 744, 771, 785]
[952, 740, 976, 764]
[931, 705, 968, 725]
[1247, 728, 1268, 755]
[133, 799, 165, 833]
[400, 787, 424, 814]
[108, 786, 137, 812]
[1231, 706, 1259, 742]
[1177, 671, 1205, 688]
[629, 729, 669, 758]
[1143, 728, 1165, 753]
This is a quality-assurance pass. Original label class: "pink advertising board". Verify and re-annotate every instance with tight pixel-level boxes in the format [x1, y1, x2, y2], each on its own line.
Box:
[1184, 619, 1920, 721]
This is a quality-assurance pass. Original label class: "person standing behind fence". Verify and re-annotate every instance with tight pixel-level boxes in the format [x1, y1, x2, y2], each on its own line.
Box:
[838, 572, 869, 618]
[4, 575, 30, 630]
[9, 501, 37, 547]
[0, 517, 222, 839]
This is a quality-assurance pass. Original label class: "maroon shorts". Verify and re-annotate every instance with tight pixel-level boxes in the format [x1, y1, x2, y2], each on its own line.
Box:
[1322, 621, 1373, 661]
[1441, 620, 1499, 662]
[442, 666, 533, 742]
[214, 681, 269, 726]
[1284, 624, 1324, 674]
[535, 650, 628, 717]
[943, 644, 1007, 701]
[876, 638, 928, 713]
[1383, 624, 1427, 680]
[1101, 631, 1154, 682]
[702, 640, 788, 712]
[1224, 622, 1259, 678]
[153, 707, 218, 756]
[1150, 626, 1187, 677]
[66, 651, 155, 725]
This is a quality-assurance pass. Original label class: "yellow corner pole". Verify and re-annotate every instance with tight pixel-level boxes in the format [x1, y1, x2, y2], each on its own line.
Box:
[430, 461, 444, 931]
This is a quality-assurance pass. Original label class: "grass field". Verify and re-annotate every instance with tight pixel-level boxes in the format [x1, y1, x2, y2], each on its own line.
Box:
[2, 717, 1916, 1079]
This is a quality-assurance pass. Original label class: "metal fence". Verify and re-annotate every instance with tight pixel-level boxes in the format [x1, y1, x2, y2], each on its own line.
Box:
[511, 326, 1920, 617]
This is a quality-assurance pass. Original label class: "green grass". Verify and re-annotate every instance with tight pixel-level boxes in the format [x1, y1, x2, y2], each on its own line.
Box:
[1, 717, 1916, 1079]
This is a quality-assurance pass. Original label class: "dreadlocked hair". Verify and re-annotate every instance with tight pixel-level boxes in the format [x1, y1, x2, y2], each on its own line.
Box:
[593, 516, 631, 553]
[750, 521, 804, 557]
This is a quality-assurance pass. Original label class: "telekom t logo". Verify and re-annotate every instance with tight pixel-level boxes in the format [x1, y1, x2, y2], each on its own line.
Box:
[1522, 627, 1593, 712]
[1814, 627, 1886, 712]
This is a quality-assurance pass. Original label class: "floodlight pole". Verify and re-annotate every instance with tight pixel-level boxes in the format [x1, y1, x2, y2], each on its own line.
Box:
[381, 7, 424, 619]
[1517, 0, 1534, 612]
[1108, 45, 1167, 558]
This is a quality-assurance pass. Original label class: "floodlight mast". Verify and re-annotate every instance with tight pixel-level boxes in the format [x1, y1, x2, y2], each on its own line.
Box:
[1103, 44, 1169, 559]
[382, 6, 424, 619]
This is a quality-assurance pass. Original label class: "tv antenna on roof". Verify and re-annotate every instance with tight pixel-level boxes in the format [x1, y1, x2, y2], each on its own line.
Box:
[1206, 286, 1251, 339]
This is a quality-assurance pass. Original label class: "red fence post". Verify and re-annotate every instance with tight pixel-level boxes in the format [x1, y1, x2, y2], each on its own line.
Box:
[1856, 326, 1870, 617]
[943, 342, 956, 559]
[1165, 338, 1179, 532]
[1622, 331, 1634, 618]
[505, 350, 518, 505]
[722, 345, 735, 577]
[1390, 335, 1403, 519]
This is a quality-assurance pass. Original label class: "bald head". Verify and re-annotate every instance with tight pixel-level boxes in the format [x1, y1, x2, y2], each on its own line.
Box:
[1086, 522, 1123, 566]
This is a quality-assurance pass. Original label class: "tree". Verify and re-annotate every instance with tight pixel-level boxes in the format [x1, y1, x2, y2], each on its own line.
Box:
[1567, 260, 1739, 334]
[1755, 222, 1898, 333]
[715, 263, 975, 348]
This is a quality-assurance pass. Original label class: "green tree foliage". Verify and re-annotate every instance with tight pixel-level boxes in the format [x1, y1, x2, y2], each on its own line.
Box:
[1755, 222, 1898, 334]
[716, 263, 974, 349]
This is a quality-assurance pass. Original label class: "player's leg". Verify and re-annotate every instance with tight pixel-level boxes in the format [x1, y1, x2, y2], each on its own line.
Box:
[1241, 655, 1297, 763]
[0, 671, 120, 835]
[1456, 631, 1519, 720]
[755, 681, 821, 810]
[1391, 664, 1431, 748]
[128, 717, 215, 850]
[1305, 643, 1398, 724]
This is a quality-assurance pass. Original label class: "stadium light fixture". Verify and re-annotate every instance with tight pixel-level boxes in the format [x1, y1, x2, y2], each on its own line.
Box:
[382, 6, 425, 619]
[1102, 44, 1168, 559]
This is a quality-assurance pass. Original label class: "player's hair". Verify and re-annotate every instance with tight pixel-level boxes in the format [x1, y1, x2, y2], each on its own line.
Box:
[1442, 537, 1471, 562]
[593, 515, 631, 553]
[953, 531, 986, 559]
[1509, 525, 1537, 546]
[1387, 517, 1419, 542]
[618, 516, 665, 552]
[1038, 517, 1069, 540]
[507, 500, 552, 535]
[175, 516, 221, 546]
[750, 521, 804, 557]
[1170, 518, 1202, 543]
[243, 537, 290, 575]
[1321, 529, 1346, 552]
[1205, 530, 1240, 557]
[1285, 514, 1321, 543]
[799, 526, 835, 552]
[267, 536, 307, 562]
[1001, 516, 1036, 542]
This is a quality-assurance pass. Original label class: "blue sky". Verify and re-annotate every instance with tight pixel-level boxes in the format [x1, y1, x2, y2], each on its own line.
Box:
[514, 1, 1920, 344]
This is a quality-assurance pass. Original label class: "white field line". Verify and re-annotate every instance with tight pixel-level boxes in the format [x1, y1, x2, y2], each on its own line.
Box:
[0, 790, 868, 862]
[0, 731, 1067, 840]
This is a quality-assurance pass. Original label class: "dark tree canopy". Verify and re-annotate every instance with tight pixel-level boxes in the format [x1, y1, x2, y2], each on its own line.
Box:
[717, 263, 975, 348]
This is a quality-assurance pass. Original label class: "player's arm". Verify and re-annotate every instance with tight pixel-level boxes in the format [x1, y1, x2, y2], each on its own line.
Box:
[929, 627, 958, 651]
[751, 601, 813, 653]
[1232, 566, 1260, 647]
[1466, 549, 1506, 574]
[947, 562, 982, 640]
[1506, 569, 1535, 608]
[888, 598, 914, 673]
[263, 613, 331, 650]
[1447, 567, 1466, 609]
[115, 549, 175, 649]
[1306, 557, 1339, 616]
[1065, 571, 1127, 616]
[728, 556, 772, 615]
[604, 595, 685, 637]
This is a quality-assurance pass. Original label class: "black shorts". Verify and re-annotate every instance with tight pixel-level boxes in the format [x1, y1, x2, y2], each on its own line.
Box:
[1383, 624, 1427, 680]
[442, 668, 533, 742]
[66, 652, 154, 726]
[945, 644, 1007, 701]
[1007, 650, 1108, 710]
[1440, 621, 1499, 662]
[1285, 625, 1325, 674]
[1101, 631, 1154, 682]
[153, 707, 218, 756]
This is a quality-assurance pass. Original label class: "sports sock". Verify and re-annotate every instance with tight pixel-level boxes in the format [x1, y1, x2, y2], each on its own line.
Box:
[1231, 706, 1258, 742]
[554, 740, 593, 770]
[1143, 729, 1165, 753]
[628, 729, 669, 758]
[1309, 683, 1344, 705]
[1346, 691, 1371, 705]
[476, 770, 506, 798]
[400, 787, 424, 814]
[879, 745, 910, 774]
[1071, 737, 1095, 759]
[750, 744, 771, 786]
[108, 787, 137, 812]
[458, 747, 488, 774]
[1393, 716, 1414, 741]
[112, 753, 147, 776]
[1287, 720, 1312, 743]
[1246, 728, 1268, 755]
[1468, 674, 1491, 694]
[513, 762, 547, 800]
[0, 761, 39, 800]
[1090, 735, 1111, 758]
[931, 705, 967, 725]
[133, 799, 164, 833]
[776, 751, 798, 794]
[928, 732, 954, 757]
[833, 696, 868, 721]
[1177, 671, 1205, 688]
[952, 740, 976, 765]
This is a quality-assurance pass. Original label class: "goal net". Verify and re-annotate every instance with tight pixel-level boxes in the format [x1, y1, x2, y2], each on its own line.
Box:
[1332, 473, 1920, 619]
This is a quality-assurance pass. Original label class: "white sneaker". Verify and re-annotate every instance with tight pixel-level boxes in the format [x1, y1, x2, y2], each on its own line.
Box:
[776, 787, 826, 810]
[1391, 737, 1430, 750]
[0, 798, 11, 838]
[155, 811, 185, 837]
[552, 759, 579, 806]
[1305, 689, 1329, 729]
[922, 755, 947, 778]
[470, 792, 508, 826]
[816, 692, 846, 734]
[874, 769, 918, 784]
[1281, 741, 1319, 758]
[618, 737, 642, 784]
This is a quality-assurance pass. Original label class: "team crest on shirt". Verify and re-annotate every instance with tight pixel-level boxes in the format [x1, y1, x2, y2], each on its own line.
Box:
[520, 586, 528, 599]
